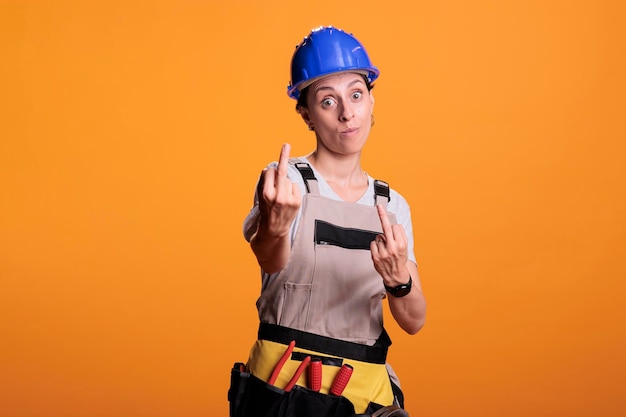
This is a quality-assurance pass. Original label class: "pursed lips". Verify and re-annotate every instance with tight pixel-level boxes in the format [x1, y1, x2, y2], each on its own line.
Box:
[341, 126, 359, 135]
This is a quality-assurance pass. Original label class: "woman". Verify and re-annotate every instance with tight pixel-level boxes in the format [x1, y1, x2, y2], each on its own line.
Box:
[229, 26, 426, 417]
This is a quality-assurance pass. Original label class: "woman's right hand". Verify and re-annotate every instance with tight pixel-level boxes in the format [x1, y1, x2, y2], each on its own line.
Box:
[250, 143, 301, 273]
[257, 143, 302, 237]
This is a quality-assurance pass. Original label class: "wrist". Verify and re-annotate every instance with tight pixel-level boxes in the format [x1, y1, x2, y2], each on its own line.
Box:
[383, 270, 411, 287]
[255, 220, 290, 240]
[384, 274, 413, 298]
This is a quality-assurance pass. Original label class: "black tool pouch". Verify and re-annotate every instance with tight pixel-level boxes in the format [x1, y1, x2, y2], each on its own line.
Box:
[228, 363, 357, 417]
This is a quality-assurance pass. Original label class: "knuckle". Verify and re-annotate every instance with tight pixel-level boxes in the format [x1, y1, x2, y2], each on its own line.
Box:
[262, 190, 273, 202]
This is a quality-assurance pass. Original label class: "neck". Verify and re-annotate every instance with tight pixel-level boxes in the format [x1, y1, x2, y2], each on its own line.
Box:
[306, 150, 368, 201]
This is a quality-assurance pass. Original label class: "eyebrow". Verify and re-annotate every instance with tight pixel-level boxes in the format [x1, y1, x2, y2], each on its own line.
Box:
[313, 78, 366, 95]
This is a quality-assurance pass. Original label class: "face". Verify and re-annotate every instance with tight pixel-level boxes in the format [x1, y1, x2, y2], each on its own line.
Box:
[300, 72, 374, 156]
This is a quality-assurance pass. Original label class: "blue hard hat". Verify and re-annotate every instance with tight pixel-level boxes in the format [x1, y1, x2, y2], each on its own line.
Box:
[287, 26, 380, 100]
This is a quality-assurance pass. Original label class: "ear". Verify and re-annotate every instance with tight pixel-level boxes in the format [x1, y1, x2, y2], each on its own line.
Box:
[298, 106, 312, 127]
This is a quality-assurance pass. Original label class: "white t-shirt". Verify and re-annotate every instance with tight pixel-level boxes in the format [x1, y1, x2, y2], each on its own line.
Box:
[243, 157, 417, 267]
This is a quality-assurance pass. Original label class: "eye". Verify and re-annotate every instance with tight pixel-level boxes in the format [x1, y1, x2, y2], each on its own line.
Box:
[352, 91, 363, 100]
[321, 97, 336, 108]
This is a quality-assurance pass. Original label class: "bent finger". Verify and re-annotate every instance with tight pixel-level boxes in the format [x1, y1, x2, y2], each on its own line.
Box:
[392, 224, 407, 244]
[370, 240, 380, 257]
[256, 168, 268, 198]
[261, 169, 277, 199]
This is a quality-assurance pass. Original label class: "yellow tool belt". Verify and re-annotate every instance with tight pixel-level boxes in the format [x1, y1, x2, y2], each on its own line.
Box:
[228, 323, 399, 416]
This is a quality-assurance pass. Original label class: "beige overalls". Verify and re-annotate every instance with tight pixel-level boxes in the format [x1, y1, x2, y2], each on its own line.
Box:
[244, 160, 402, 414]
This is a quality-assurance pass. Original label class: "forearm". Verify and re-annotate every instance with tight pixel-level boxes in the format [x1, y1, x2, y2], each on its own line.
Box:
[387, 263, 426, 334]
[250, 222, 291, 274]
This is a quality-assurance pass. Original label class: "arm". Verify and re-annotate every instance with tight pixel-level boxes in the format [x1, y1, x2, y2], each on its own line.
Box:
[249, 144, 301, 274]
[387, 261, 426, 335]
[371, 204, 426, 334]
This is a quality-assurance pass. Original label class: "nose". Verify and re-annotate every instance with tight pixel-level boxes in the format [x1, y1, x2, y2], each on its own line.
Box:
[339, 102, 355, 121]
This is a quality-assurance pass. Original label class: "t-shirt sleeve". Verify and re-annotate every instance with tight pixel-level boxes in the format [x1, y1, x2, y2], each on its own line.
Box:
[243, 204, 260, 243]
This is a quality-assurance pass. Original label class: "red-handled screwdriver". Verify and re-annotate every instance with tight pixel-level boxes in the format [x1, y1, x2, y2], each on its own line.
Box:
[308, 358, 322, 392]
[267, 340, 296, 386]
[330, 364, 353, 396]
[284, 355, 311, 392]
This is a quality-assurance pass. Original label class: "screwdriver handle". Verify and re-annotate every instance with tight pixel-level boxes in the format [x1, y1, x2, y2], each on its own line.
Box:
[330, 364, 353, 396]
[308, 358, 322, 392]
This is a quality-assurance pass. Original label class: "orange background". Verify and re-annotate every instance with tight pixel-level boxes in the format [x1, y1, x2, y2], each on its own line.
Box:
[1, 1, 625, 416]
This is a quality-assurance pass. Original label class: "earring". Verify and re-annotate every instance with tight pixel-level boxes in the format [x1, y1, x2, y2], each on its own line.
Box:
[308, 125, 315, 131]
[371, 114, 376, 127]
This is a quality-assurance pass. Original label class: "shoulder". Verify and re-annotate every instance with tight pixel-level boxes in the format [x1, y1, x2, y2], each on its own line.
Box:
[389, 187, 410, 211]
[386, 185, 413, 226]
[367, 174, 410, 212]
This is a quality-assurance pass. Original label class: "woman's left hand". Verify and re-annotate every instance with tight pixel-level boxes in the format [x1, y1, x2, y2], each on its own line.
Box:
[371, 204, 426, 335]
[370, 204, 411, 286]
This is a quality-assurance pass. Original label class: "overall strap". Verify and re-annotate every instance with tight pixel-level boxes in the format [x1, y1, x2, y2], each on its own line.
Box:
[293, 161, 320, 194]
[374, 179, 391, 208]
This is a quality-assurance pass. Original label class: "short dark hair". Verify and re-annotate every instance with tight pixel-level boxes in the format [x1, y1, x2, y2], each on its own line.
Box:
[295, 74, 374, 112]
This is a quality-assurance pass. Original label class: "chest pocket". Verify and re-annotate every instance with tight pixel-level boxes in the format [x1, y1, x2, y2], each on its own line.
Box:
[314, 220, 379, 250]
